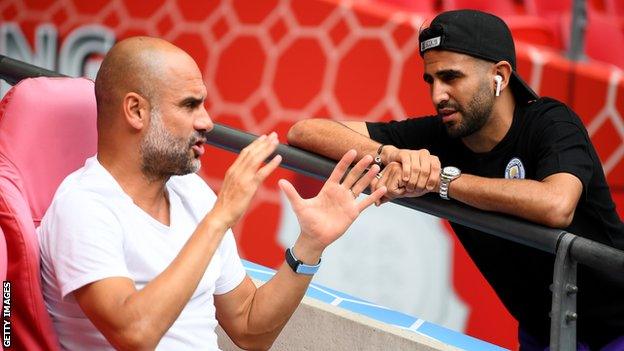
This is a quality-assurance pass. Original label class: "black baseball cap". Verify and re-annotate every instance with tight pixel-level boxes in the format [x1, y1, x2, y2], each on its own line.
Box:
[418, 10, 538, 104]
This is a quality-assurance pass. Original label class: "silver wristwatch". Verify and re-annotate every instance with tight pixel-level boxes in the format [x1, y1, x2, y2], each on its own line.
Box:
[439, 166, 461, 200]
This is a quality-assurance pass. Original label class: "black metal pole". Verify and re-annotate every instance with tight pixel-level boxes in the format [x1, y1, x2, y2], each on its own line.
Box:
[0, 55, 66, 85]
[205, 123, 624, 282]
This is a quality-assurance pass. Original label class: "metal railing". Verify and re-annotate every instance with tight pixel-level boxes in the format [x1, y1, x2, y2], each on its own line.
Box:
[2, 54, 624, 350]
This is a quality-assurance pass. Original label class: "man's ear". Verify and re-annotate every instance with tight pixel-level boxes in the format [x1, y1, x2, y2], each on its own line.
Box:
[123, 92, 149, 130]
[493, 61, 513, 91]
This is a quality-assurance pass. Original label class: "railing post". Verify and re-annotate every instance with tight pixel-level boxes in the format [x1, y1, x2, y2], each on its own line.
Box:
[550, 233, 578, 350]
[567, 0, 587, 61]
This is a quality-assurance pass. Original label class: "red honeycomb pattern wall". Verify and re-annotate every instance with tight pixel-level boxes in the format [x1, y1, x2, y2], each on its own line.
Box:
[3, 0, 624, 349]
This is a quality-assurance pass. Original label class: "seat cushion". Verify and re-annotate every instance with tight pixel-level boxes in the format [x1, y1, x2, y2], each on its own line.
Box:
[0, 77, 98, 350]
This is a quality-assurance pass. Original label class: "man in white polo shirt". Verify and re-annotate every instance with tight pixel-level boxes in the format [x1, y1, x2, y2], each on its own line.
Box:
[38, 36, 386, 350]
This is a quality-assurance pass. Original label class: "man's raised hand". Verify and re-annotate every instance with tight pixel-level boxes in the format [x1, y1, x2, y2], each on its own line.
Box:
[211, 132, 282, 229]
[278, 149, 387, 253]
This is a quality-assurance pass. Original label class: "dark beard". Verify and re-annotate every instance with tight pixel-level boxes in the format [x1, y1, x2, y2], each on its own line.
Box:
[440, 83, 494, 139]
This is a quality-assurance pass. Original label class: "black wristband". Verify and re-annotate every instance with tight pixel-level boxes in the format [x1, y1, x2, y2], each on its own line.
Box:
[285, 247, 321, 275]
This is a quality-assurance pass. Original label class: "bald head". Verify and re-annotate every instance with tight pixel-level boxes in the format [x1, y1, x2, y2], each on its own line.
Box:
[94, 37, 197, 124]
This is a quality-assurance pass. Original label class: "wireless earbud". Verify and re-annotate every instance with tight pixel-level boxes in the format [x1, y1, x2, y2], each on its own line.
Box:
[494, 75, 503, 97]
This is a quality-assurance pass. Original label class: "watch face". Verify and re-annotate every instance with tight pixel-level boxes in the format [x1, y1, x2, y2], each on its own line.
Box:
[443, 166, 460, 177]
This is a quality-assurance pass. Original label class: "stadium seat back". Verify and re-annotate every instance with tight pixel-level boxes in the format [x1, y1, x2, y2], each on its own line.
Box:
[525, 0, 572, 17]
[0, 228, 5, 351]
[373, 0, 434, 13]
[562, 12, 624, 69]
[0, 77, 98, 350]
[442, 0, 518, 16]
[604, 0, 624, 17]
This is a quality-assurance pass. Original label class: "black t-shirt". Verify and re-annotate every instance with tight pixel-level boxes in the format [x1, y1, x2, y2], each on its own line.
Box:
[367, 97, 624, 347]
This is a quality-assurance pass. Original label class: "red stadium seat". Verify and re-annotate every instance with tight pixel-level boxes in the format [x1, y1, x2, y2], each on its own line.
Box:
[442, 0, 519, 16]
[371, 0, 434, 13]
[0, 226, 7, 351]
[0, 228, 4, 351]
[525, 0, 572, 17]
[561, 12, 624, 69]
[604, 0, 624, 17]
[0, 77, 98, 350]
[603, 0, 624, 34]
[505, 15, 561, 48]
[525, 0, 606, 17]
[0, 227, 6, 282]
[440, 0, 560, 48]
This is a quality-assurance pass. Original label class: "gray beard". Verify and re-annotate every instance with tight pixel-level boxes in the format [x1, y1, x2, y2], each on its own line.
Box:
[139, 108, 201, 181]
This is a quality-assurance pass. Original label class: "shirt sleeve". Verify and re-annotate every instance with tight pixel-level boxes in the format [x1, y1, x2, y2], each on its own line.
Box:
[213, 230, 246, 295]
[366, 116, 443, 150]
[46, 191, 131, 299]
[533, 117, 594, 195]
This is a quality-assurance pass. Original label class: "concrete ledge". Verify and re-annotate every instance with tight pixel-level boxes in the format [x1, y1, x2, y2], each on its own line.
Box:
[217, 281, 458, 351]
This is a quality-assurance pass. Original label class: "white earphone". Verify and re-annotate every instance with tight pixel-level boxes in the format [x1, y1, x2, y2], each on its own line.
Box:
[494, 75, 503, 97]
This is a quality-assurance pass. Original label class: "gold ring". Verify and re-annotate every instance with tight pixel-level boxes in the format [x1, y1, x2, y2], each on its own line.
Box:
[375, 172, 383, 180]
[350, 189, 357, 199]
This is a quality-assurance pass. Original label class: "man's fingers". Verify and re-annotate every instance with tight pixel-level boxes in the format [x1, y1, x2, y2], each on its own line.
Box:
[342, 155, 373, 189]
[375, 169, 390, 192]
[359, 186, 387, 211]
[371, 176, 383, 206]
[256, 154, 282, 181]
[351, 164, 379, 195]
[400, 152, 410, 182]
[370, 176, 379, 191]
[373, 173, 390, 207]
[327, 149, 357, 184]
[230, 134, 267, 169]
[416, 152, 431, 190]
[427, 156, 441, 191]
[240, 132, 279, 168]
[232, 133, 274, 169]
[278, 179, 302, 207]
[406, 156, 421, 192]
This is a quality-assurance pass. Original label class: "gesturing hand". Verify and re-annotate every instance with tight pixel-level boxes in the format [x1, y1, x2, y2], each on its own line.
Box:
[278, 150, 387, 253]
[212, 132, 282, 229]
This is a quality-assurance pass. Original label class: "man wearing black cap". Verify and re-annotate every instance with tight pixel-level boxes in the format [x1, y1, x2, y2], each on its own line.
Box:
[287, 9, 624, 351]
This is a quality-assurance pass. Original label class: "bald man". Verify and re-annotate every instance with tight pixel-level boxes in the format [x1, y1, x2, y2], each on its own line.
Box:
[37, 37, 386, 350]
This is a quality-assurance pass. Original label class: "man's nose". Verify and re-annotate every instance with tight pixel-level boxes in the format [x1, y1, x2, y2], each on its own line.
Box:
[431, 81, 450, 107]
[195, 107, 214, 133]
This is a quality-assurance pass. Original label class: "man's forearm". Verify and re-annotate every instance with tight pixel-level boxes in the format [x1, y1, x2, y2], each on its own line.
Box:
[237, 235, 322, 348]
[288, 119, 379, 161]
[449, 173, 580, 228]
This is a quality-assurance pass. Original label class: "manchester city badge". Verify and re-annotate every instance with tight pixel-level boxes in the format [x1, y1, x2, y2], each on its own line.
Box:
[505, 157, 525, 179]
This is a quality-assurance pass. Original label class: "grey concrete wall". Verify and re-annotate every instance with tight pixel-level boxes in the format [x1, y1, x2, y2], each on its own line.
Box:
[216, 295, 460, 351]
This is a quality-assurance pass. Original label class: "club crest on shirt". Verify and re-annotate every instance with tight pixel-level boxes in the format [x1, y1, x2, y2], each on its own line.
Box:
[505, 157, 525, 179]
